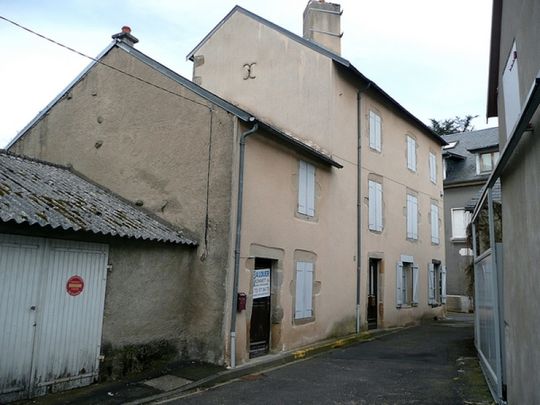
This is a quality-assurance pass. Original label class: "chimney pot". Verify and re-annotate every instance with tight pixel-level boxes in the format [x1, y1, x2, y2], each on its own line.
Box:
[112, 25, 139, 46]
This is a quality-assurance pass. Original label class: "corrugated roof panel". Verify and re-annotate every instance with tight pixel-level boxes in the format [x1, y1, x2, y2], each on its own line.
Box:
[0, 151, 197, 246]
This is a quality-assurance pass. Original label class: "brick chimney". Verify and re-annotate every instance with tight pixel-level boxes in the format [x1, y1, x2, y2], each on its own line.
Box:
[112, 26, 139, 46]
[303, 0, 342, 55]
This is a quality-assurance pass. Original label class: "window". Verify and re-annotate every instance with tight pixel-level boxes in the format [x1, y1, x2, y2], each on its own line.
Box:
[428, 263, 447, 306]
[430, 203, 439, 244]
[443, 158, 447, 180]
[298, 161, 315, 217]
[406, 194, 418, 240]
[295, 261, 314, 320]
[451, 208, 471, 240]
[396, 260, 418, 307]
[369, 111, 382, 151]
[368, 180, 383, 232]
[442, 141, 458, 150]
[406, 136, 416, 171]
[429, 152, 437, 183]
[502, 41, 521, 138]
[476, 151, 499, 174]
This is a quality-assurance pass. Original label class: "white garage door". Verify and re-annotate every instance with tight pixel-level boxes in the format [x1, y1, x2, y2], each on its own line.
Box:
[0, 234, 108, 402]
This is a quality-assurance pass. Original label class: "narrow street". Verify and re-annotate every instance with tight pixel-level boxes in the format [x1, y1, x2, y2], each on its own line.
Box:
[164, 314, 492, 405]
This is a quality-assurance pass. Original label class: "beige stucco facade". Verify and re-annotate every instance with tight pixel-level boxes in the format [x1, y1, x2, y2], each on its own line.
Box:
[190, 4, 446, 360]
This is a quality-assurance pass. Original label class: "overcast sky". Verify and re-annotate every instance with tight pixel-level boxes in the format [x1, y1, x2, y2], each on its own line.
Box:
[0, 0, 496, 147]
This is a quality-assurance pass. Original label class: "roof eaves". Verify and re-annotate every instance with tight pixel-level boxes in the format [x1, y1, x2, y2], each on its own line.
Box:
[6, 41, 118, 149]
[257, 121, 343, 168]
[118, 41, 252, 122]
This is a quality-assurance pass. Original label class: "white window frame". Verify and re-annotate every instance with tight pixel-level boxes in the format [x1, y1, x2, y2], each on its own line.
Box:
[396, 259, 419, 308]
[406, 194, 418, 240]
[502, 41, 521, 138]
[368, 180, 383, 232]
[298, 160, 315, 217]
[429, 152, 437, 183]
[295, 261, 314, 320]
[406, 136, 416, 172]
[430, 203, 440, 244]
[451, 208, 471, 240]
[369, 111, 382, 152]
[475, 151, 500, 174]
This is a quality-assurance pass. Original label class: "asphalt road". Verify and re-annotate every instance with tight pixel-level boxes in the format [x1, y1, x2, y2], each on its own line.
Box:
[163, 314, 492, 405]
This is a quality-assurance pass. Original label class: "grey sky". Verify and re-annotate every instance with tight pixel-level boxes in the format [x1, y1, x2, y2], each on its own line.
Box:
[0, 0, 496, 147]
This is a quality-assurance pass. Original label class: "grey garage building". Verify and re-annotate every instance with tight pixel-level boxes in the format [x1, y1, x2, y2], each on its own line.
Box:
[0, 151, 197, 402]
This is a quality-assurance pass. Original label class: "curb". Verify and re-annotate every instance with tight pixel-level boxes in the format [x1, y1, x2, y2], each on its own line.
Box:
[126, 326, 407, 404]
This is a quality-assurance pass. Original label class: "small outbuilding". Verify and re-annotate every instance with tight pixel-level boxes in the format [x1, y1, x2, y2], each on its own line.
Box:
[0, 151, 197, 402]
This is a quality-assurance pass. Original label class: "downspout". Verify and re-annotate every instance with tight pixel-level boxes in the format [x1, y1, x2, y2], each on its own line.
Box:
[230, 120, 259, 368]
[356, 83, 371, 334]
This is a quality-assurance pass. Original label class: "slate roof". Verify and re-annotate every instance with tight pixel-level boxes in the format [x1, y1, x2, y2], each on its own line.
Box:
[442, 127, 499, 186]
[186, 5, 446, 146]
[465, 179, 502, 211]
[0, 151, 197, 245]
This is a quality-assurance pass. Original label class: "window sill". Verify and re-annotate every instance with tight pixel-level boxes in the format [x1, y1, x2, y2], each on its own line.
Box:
[451, 237, 467, 242]
[293, 316, 315, 325]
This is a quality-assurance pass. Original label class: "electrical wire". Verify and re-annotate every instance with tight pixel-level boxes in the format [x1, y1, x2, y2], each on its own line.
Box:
[0, 15, 210, 110]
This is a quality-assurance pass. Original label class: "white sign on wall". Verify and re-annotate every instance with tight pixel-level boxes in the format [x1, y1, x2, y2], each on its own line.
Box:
[253, 268, 271, 299]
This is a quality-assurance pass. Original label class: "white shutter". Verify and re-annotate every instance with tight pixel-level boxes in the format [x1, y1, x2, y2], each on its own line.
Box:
[368, 181, 376, 230]
[441, 266, 447, 304]
[429, 153, 436, 183]
[298, 161, 307, 214]
[369, 111, 376, 149]
[376, 115, 381, 151]
[431, 204, 439, 244]
[304, 262, 314, 317]
[428, 263, 435, 305]
[407, 136, 416, 171]
[396, 263, 403, 308]
[295, 262, 305, 319]
[375, 182, 383, 231]
[407, 195, 418, 239]
[306, 163, 315, 216]
[412, 265, 419, 305]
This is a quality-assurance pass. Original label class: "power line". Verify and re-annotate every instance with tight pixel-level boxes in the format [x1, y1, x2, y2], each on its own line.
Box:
[0, 15, 210, 110]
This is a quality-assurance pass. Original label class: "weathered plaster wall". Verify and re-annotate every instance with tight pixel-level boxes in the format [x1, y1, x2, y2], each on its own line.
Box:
[497, 1, 540, 402]
[442, 185, 478, 296]
[10, 46, 236, 364]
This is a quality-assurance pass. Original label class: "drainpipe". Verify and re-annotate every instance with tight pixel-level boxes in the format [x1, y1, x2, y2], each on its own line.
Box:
[356, 83, 371, 334]
[230, 120, 259, 368]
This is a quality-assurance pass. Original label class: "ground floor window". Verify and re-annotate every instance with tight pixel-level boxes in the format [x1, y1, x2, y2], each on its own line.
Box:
[295, 261, 314, 320]
[396, 258, 418, 307]
[428, 263, 447, 306]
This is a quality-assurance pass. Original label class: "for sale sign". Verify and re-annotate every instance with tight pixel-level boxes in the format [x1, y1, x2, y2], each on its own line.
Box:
[253, 269, 270, 299]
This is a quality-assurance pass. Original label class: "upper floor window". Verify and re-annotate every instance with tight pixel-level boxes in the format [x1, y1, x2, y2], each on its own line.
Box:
[442, 158, 447, 180]
[298, 160, 315, 217]
[451, 208, 471, 240]
[369, 111, 382, 152]
[368, 180, 383, 232]
[406, 136, 416, 172]
[476, 151, 499, 174]
[502, 41, 521, 138]
[429, 152, 437, 183]
[430, 203, 440, 244]
[406, 194, 418, 240]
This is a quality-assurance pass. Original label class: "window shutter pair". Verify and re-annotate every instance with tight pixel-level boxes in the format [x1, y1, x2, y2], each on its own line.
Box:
[298, 161, 315, 216]
[441, 266, 447, 304]
[369, 111, 381, 151]
[368, 180, 383, 231]
[431, 204, 439, 244]
[407, 195, 418, 239]
[407, 136, 416, 171]
[295, 262, 313, 319]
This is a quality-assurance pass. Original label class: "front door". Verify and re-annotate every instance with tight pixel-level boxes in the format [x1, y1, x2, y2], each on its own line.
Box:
[249, 259, 272, 358]
[367, 259, 379, 330]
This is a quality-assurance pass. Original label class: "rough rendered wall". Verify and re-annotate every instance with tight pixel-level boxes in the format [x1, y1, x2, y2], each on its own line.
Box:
[102, 241, 195, 378]
[497, 0, 540, 403]
[443, 185, 479, 296]
[10, 46, 235, 364]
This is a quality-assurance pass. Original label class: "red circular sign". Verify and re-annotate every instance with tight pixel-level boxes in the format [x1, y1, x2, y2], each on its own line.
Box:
[66, 275, 84, 296]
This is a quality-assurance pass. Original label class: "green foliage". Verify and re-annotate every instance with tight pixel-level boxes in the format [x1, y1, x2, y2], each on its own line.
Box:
[429, 115, 479, 135]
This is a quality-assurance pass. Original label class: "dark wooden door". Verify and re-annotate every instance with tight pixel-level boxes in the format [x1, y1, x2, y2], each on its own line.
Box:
[367, 259, 379, 330]
[249, 259, 272, 358]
